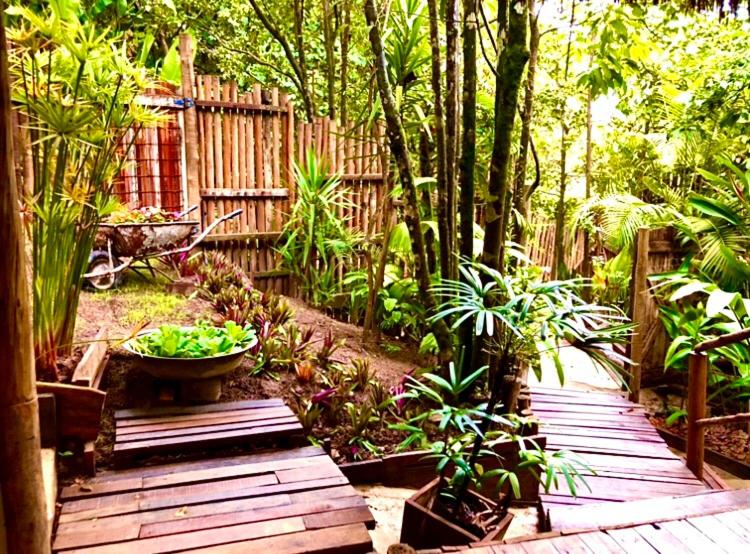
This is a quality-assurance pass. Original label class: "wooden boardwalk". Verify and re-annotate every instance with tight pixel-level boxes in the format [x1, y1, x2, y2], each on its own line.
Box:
[113, 399, 304, 467]
[454, 489, 750, 552]
[529, 386, 718, 512]
[54, 445, 375, 553]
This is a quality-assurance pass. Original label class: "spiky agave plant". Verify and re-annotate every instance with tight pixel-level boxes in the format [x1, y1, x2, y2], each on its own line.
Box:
[9, 2, 161, 378]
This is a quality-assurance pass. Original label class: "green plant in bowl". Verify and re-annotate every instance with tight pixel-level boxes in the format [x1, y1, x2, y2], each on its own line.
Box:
[129, 322, 257, 359]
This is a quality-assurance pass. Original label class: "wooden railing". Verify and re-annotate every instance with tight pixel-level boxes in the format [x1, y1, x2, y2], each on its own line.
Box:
[686, 327, 750, 479]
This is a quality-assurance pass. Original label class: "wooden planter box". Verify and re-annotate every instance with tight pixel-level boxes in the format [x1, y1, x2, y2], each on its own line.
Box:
[340, 434, 546, 505]
[36, 328, 109, 474]
[400, 478, 513, 549]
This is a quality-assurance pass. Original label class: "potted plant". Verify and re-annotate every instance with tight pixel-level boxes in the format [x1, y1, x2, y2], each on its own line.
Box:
[124, 321, 257, 402]
[396, 258, 631, 549]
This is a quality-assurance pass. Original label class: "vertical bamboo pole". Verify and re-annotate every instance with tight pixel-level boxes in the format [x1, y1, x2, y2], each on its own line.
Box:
[628, 228, 650, 402]
[686, 352, 708, 480]
[0, 8, 50, 549]
[179, 34, 201, 212]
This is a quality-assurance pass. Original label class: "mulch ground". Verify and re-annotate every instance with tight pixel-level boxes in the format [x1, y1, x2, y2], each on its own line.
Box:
[650, 415, 750, 465]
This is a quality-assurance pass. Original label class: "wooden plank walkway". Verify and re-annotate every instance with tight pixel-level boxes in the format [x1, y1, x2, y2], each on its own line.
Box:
[453, 489, 750, 553]
[529, 386, 715, 511]
[113, 399, 304, 467]
[54, 445, 375, 553]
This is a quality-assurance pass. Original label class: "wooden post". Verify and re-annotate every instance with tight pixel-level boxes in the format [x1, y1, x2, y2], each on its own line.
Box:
[179, 34, 201, 213]
[0, 7, 51, 551]
[686, 352, 708, 480]
[627, 227, 650, 402]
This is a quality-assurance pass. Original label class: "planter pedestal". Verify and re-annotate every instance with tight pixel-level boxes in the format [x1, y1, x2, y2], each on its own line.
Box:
[180, 377, 223, 403]
[400, 478, 513, 550]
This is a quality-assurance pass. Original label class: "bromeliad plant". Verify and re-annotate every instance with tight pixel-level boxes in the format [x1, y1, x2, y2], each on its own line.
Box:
[10, 2, 160, 378]
[278, 151, 361, 307]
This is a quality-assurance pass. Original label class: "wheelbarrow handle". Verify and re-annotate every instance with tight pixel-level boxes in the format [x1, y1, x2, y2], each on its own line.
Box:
[144, 209, 244, 260]
[176, 205, 199, 219]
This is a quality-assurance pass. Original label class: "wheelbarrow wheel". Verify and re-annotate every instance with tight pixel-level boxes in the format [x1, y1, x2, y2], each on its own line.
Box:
[86, 250, 122, 291]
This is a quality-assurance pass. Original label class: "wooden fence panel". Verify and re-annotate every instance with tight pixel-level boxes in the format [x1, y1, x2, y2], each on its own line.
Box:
[193, 75, 295, 294]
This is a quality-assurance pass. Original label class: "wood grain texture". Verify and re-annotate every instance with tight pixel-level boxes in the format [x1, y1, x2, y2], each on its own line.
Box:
[53, 447, 373, 553]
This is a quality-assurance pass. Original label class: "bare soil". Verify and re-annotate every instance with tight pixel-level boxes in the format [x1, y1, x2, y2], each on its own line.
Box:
[649, 415, 750, 466]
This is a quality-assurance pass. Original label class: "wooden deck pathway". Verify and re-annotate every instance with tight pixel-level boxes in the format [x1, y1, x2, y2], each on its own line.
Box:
[113, 399, 304, 467]
[528, 386, 720, 513]
[453, 489, 750, 552]
[54, 445, 375, 553]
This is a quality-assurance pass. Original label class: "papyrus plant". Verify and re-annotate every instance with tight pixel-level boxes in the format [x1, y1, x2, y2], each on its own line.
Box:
[9, 1, 160, 378]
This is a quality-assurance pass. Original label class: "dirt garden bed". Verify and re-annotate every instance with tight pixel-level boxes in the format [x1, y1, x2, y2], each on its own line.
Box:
[74, 278, 427, 469]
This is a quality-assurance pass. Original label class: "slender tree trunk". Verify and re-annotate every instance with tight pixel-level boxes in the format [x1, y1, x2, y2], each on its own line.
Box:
[339, 1, 351, 125]
[551, 0, 576, 280]
[364, 0, 453, 363]
[426, 0, 451, 281]
[445, 0, 459, 280]
[480, 0, 529, 413]
[0, 6, 51, 549]
[419, 129, 437, 273]
[582, 68, 594, 284]
[511, 0, 540, 250]
[322, 0, 336, 119]
[481, 0, 529, 272]
[458, 0, 477, 376]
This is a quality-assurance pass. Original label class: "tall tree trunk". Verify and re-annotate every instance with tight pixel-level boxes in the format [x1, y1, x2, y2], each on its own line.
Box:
[426, 0, 451, 281]
[364, 0, 453, 363]
[551, 0, 576, 280]
[419, 129, 438, 273]
[339, 1, 351, 125]
[511, 0, 540, 250]
[458, 0, 477, 375]
[481, 0, 529, 272]
[445, 0, 459, 280]
[0, 5, 51, 549]
[322, 0, 336, 119]
[480, 0, 529, 413]
[582, 65, 594, 284]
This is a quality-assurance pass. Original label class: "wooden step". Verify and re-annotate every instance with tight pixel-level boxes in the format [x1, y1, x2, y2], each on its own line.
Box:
[113, 399, 304, 467]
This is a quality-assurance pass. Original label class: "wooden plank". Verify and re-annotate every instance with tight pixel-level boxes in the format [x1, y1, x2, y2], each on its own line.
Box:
[202, 231, 281, 244]
[301, 505, 375, 530]
[576, 531, 626, 553]
[605, 528, 658, 553]
[57, 516, 307, 553]
[36, 382, 106, 442]
[178, 522, 373, 554]
[137, 496, 369, 540]
[114, 398, 284, 419]
[116, 407, 293, 433]
[685, 514, 749, 551]
[200, 188, 289, 198]
[113, 422, 302, 458]
[632, 523, 703, 553]
[548, 489, 750, 533]
[61, 476, 351, 523]
[71, 328, 109, 388]
[547, 534, 595, 553]
[70, 446, 326, 485]
[659, 519, 731, 552]
[194, 99, 288, 113]
[115, 416, 300, 443]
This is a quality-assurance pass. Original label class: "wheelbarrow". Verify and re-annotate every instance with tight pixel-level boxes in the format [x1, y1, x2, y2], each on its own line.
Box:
[84, 207, 242, 290]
